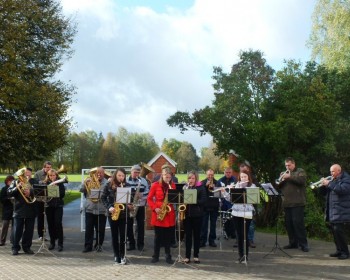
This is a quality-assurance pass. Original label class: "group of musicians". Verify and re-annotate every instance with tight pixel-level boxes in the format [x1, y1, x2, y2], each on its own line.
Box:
[1, 157, 349, 263]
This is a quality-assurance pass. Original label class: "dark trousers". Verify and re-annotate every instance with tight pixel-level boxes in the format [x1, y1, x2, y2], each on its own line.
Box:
[153, 226, 172, 259]
[46, 206, 63, 246]
[127, 206, 145, 247]
[36, 202, 45, 238]
[200, 209, 218, 244]
[232, 216, 251, 257]
[109, 216, 126, 259]
[1, 219, 13, 244]
[84, 212, 107, 249]
[284, 206, 308, 248]
[331, 223, 349, 255]
[184, 216, 202, 259]
[12, 217, 35, 251]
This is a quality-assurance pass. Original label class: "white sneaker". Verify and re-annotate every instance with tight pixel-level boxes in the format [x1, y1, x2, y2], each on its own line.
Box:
[38, 237, 43, 241]
[120, 258, 126, 265]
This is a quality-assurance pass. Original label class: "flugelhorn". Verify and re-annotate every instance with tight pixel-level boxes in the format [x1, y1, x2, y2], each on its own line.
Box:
[310, 176, 333, 189]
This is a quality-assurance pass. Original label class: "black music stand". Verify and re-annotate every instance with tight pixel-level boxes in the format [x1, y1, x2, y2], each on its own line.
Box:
[168, 189, 197, 269]
[33, 184, 56, 257]
[261, 183, 291, 258]
[115, 188, 131, 265]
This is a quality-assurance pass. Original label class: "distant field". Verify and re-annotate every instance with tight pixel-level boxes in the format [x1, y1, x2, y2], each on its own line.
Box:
[0, 173, 222, 184]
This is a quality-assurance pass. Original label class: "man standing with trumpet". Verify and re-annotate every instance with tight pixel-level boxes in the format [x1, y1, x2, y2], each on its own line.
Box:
[320, 164, 350, 260]
[277, 157, 309, 252]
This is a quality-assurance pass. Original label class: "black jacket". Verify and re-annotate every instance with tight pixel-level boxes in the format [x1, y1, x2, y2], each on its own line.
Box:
[185, 184, 207, 218]
[321, 172, 350, 223]
[101, 182, 130, 220]
[8, 178, 37, 219]
[0, 184, 13, 220]
[201, 178, 219, 211]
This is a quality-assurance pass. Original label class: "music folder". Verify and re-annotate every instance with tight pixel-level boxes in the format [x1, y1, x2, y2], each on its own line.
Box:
[47, 185, 60, 198]
[230, 187, 260, 204]
[89, 189, 101, 199]
[183, 189, 197, 204]
[116, 188, 131, 204]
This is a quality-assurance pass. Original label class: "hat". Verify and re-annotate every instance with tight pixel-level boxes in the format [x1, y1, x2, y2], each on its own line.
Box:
[26, 167, 33, 172]
[131, 165, 141, 172]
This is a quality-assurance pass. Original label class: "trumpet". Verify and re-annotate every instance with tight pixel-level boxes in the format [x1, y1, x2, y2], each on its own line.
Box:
[275, 170, 290, 185]
[310, 176, 333, 189]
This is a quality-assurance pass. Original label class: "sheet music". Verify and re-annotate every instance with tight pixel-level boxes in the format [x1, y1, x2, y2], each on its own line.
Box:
[261, 183, 279, 196]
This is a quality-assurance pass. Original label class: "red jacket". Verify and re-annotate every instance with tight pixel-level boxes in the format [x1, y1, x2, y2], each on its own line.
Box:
[147, 181, 176, 227]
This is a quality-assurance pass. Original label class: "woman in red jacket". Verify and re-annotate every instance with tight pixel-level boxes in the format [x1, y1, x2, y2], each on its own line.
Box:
[147, 168, 176, 264]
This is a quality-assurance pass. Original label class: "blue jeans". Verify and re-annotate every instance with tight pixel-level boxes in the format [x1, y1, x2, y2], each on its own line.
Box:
[200, 210, 218, 244]
[248, 219, 255, 241]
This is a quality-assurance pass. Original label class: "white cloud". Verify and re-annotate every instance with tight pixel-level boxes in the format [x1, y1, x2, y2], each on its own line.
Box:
[59, 0, 316, 155]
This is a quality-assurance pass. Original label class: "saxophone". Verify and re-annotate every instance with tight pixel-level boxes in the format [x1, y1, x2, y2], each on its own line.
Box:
[157, 190, 171, 221]
[130, 179, 141, 218]
[111, 183, 125, 221]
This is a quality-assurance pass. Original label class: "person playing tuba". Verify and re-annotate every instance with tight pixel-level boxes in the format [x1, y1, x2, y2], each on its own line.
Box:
[147, 167, 176, 264]
[80, 167, 108, 253]
[8, 167, 37, 255]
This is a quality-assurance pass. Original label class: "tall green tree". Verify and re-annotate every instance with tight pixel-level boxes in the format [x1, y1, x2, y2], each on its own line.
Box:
[308, 0, 350, 70]
[175, 142, 199, 173]
[0, 0, 76, 165]
[198, 142, 222, 173]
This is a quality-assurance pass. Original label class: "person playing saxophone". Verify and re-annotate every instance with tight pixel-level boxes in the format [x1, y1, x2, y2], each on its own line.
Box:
[126, 164, 149, 251]
[147, 168, 175, 264]
[101, 168, 129, 264]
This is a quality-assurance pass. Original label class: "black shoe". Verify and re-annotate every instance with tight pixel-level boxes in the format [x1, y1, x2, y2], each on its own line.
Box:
[233, 241, 238, 248]
[82, 247, 92, 253]
[58, 245, 63, 252]
[166, 255, 173, 264]
[24, 249, 34, 254]
[338, 254, 349, 260]
[249, 240, 256, 248]
[49, 244, 55, 250]
[127, 245, 136, 251]
[12, 249, 18, 256]
[209, 241, 217, 247]
[301, 247, 309, 252]
[114, 257, 121, 263]
[171, 243, 178, 248]
[95, 245, 102, 252]
[0, 243, 5, 246]
[137, 245, 144, 251]
[330, 252, 341, 257]
[151, 257, 159, 263]
[200, 242, 206, 248]
[283, 244, 298, 249]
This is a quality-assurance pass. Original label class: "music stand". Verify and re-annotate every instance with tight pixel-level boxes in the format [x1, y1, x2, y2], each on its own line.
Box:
[261, 183, 291, 258]
[115, 188, 131, 265]
[168, 189, 197, 269]
[33, 184, 57, 257]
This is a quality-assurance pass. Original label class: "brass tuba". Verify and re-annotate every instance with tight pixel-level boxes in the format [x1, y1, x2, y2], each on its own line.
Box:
[84, 167, 104, 203]
[14, 167, 36, 204]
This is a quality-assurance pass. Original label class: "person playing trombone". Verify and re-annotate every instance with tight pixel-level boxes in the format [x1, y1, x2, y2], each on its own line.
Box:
[277, 157, 309, 252]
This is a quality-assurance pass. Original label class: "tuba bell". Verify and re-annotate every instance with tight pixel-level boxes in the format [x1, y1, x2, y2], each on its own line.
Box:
[14, 167, 36, 204]
[84, 167, 104, 203]
[57, 164, 68, 174]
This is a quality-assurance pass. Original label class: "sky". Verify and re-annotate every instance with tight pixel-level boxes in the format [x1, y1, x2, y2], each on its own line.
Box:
[58, 0, 316, 154]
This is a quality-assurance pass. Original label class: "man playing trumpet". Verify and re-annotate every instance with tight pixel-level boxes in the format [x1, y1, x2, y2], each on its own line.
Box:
[320, 164, 350, 260]
[277, 157, 309, 252]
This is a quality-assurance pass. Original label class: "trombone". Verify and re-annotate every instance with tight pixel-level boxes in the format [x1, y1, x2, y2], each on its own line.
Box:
[310, 176, 333, 189]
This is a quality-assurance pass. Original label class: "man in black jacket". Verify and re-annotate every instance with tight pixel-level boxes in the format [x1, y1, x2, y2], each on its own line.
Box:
[0, 175, 15, 246]
[321, 164, 350, 260]
[8, 168, 37, 255]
